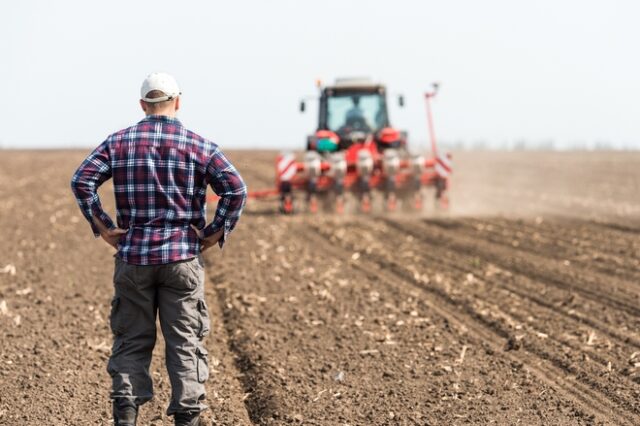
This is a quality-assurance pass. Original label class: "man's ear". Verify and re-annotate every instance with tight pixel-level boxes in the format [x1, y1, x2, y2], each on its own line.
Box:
[140, 99, 148, 113]
[175, 96, 180, 112]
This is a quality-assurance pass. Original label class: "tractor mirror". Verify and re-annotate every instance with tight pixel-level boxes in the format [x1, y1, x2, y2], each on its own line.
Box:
[299, 100, 306, 113]
[398, 95, 405, 107]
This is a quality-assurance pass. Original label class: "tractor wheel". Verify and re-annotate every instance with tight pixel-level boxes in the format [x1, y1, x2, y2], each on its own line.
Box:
[280, 194, 294, 214]
[434, 178, 450, 211]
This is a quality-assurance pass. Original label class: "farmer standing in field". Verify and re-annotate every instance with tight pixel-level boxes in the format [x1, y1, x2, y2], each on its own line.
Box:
[70, 72, 247, 426]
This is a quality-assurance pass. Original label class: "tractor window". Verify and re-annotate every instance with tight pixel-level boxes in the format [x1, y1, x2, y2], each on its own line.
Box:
[326, 94, 386, 133]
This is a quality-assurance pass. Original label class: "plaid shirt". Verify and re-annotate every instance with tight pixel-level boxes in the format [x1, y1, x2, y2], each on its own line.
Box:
[71, 115, 247, 265]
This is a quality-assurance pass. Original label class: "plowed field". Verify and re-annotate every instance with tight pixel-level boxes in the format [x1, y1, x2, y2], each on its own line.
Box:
[0, 150, 639, 425]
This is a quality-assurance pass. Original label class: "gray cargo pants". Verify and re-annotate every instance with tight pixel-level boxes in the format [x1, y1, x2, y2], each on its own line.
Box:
[107, 255, 210, 416]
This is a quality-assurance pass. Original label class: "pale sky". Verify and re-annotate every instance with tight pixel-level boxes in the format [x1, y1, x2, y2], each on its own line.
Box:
[2, 0, 639, 150]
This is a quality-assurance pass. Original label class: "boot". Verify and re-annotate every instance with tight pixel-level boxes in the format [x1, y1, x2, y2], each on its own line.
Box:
[113, 400, 138, 426]
[175, 411, 201, 426]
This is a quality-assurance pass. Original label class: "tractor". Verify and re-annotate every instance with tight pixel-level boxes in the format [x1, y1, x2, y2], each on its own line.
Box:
[275, 77, 451, 214]
[206, 78, 452, 213]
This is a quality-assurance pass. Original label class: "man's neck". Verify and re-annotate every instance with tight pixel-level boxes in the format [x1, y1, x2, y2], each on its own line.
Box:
[146, 111, 177, 118]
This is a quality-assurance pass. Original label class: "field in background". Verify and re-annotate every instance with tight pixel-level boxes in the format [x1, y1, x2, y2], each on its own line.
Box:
[449, 151, 639, 221]
[0, 150, 639, 425]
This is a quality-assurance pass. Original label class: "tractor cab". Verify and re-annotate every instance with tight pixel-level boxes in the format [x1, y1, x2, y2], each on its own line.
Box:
[303, 78, 406, 154]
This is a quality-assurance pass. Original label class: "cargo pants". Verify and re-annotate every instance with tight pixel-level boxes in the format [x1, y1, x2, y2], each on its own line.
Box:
[107, 255, 210, 416]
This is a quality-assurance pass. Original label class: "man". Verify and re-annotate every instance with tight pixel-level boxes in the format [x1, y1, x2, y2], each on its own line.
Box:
[344, 95, 371, 132]
[70, 72, 247, 426]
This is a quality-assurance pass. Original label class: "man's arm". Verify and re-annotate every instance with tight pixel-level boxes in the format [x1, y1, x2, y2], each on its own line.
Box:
[70, 140, 118, 238]
[199, 147, 247, 249]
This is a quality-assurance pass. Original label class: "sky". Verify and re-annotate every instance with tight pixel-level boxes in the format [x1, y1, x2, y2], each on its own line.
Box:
[2, 0, 639, 150]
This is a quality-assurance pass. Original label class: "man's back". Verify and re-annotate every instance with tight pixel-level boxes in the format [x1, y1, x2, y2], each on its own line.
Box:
[71, 114, 246, 265]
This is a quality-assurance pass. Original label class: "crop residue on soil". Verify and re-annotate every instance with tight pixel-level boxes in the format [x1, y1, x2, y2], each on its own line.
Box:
[0, 150, 639, 425]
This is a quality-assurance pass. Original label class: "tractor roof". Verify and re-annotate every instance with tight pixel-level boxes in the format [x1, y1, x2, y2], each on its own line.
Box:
[329, 77, 384, 92]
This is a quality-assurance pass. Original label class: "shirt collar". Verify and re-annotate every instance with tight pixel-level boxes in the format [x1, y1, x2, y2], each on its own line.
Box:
[140, 115, 182, 125]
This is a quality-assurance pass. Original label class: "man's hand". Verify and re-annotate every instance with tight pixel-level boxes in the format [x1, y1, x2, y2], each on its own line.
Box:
[92, 216, 128, 250]
[100, 228, 128, 249]
[190, 225, 224, 252]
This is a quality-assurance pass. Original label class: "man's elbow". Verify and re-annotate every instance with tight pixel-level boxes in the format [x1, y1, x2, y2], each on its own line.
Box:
[238, 183, 248, 204]
[70, 174, 79, 194]
[234, 183, 248, 208]
[70, 171, 85, 195]
[70, 171, 92, 198]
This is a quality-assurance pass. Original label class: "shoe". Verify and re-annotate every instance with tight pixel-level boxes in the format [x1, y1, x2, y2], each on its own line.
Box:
[175, 411, 201, 426]
[113, 400, 138, 426]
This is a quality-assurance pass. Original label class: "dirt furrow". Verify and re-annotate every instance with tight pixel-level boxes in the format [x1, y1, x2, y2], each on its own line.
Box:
[349, 222, 640, 399]
[3, 150, 640, 425]
[484, 218, 639, 254]
[372, 219, 640, 414]
[341, 217, 640, 350]
[300, 223, 608, 424]
[308, 220, 640, 424]
[470, 218, 640, 280]
[199, 216, 602, 425]
[391, 219, 640, 319]
[0, 151, 256, 425]
[372, 220, 640, 348]
[377, 218, 640, 368]
[591, 220, 640, 235]
[202, 267, 255, 425]
[211, 275, 283, 425]
[343, 217, 640, 349]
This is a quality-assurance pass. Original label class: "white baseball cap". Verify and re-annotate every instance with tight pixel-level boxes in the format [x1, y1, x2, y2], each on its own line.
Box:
[140, 72, 182, 103]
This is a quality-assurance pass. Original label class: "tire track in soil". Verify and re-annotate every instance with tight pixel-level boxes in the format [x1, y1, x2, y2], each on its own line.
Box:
[0, 151, 254, 425]
[382, 218, 640, 414]
[345, 218, 640, 349]
[307, 219, 640, 425]
[308, 225, 639, 425]
[464, 218, 640, 282]
[294, 221, 595, 424]
[399, 219, 640, 319]
[468, 219, 639, 279]
[377, 218, 640, 391]
[207, 150, 275, 422]
[591, 220, 640, 235]
[481, 218, 640, 256]
[3, 150, 639, 425]
[198, 217, 596, 425]
[410, 218, 640, 338]
[382, 220, 640, 348]
[202, 267, 255, 425]
[209, 270, 283, 425]
[350, 217, 640, 349]
[323, 218, 640, 407]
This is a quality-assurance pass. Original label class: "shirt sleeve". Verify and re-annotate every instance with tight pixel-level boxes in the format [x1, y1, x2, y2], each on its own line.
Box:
[203, 147, 247, 247]
[70, 140, 115, 237]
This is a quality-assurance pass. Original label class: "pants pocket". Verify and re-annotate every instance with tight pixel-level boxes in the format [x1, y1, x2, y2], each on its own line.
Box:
[167, 259, 201, 291]
[196, 347, 209, 383]
[196, 299, 211, 338]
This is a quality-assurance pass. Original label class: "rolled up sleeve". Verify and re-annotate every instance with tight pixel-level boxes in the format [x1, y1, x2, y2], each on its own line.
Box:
[203, 148, 247, 247]
[70, 141, 115, 237]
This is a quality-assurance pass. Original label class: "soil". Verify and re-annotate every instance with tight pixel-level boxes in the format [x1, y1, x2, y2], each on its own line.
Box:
[0, 150, 639, 425]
